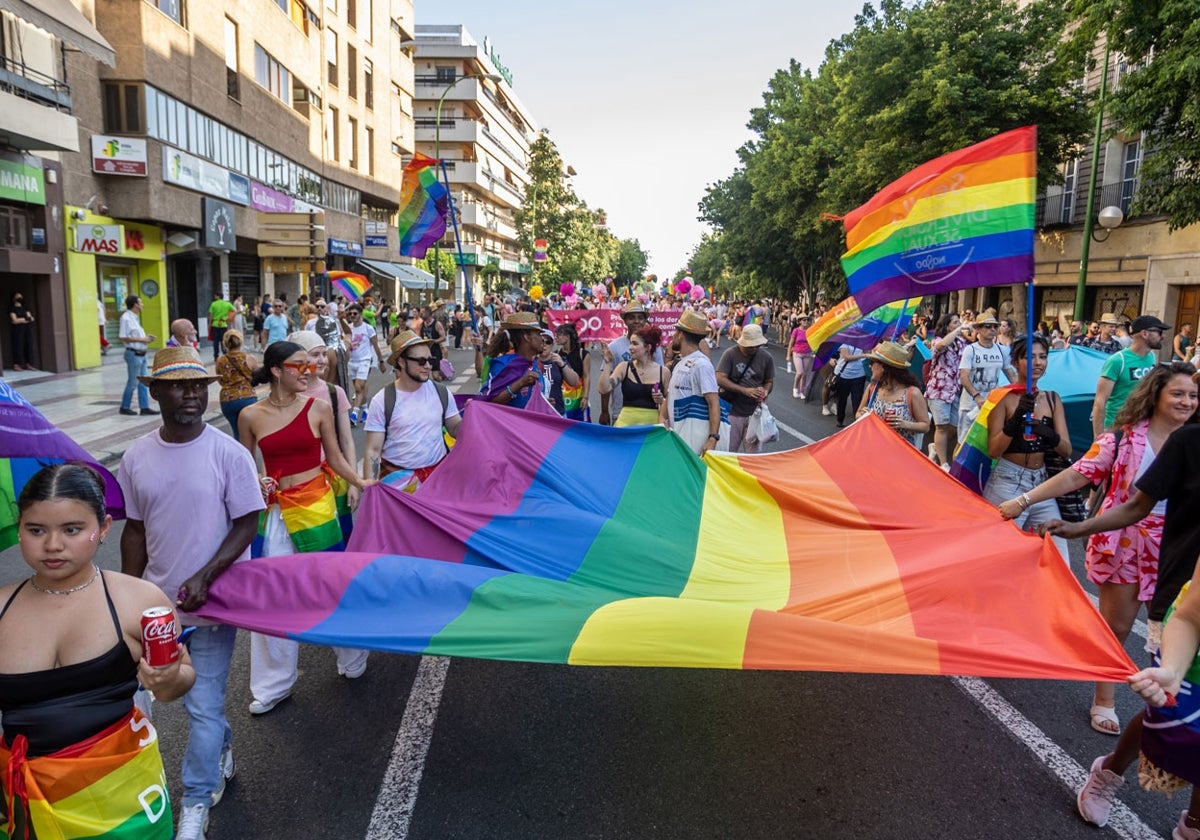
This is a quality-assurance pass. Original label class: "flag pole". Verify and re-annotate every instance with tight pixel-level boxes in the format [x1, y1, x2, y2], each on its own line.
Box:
[1026, 279, 1035, 392]
[439, 160, 478, 336]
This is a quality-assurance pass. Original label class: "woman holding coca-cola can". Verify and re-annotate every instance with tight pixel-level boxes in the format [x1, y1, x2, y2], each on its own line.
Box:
[0, 463, 194, 839]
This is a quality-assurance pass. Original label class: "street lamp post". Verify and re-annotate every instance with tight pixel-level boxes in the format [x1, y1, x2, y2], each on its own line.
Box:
[433, 72, 502, 301]
[1075, 42, 1112, 322]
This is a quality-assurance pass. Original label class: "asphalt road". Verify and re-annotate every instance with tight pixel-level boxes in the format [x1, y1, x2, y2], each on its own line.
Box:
[0, 337, 1179, 839]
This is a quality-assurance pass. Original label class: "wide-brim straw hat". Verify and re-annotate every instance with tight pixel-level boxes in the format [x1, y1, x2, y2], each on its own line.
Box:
[973, 312, 1001, 326]
[867, 341, 910, 369]
[738, 324, 768, 347]
[1100, 312, 1126, 326]
[138, 345, 218, 384]
[674, 310, 710, 336]
[501, 312, 542, 331]
[622, 302, 647, 317]
[386, 329, 436, 367]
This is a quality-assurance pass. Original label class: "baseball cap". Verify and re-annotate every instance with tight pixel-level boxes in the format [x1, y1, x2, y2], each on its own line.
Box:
[1131, 315, 1170, 333]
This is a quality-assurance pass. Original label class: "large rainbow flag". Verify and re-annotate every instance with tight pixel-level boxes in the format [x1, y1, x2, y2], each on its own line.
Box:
[197, 402, 1134, 682]
[328, 270, 370, 302]
[0, 380, 124, 550]
[840, 126, 1036, 314]
[806, 294, 923, 368]
[397, 152, 449, 258]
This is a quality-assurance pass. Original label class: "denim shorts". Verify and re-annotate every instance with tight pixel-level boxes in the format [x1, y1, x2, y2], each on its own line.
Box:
[928, 397, 955, 427]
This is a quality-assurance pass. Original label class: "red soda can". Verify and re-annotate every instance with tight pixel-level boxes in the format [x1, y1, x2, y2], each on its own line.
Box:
[141, 607, 180, 667]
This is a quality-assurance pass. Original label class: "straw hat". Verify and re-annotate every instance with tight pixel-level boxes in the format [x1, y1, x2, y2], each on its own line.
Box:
[386, 329, 435, 367]
[866, 341, 910, 369]
[737, 324, 768, 348]
[674, 310, 710, 336]
[500, 312, 542, 331]
[622, 301, 648, 317]
[138, 346, 217, 384]
[973, 309, 1000, 327]
[1099, 312, 1126, 326]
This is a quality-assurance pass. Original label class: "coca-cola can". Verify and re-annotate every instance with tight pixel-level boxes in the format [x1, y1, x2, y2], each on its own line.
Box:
[141, 606, 180, 667]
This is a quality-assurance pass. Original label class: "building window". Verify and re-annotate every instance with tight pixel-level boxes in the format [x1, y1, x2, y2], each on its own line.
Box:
[1121, 140, 1141, 215]
[348, 116, 358, 169]
[366, 127, 374, 176]
[1060, 158, 1077, 224]
[361, 0, 372, 42]
[145, 0, 183, 26]
[272, 0, 314, 35]
[326, 0, 336, 12]
[224, 18, 239, 100]
[347, 44, 357, 99]
[254, 44, 292, 106]
[435, 66, 456, 83]
[329, 106, 340, 160]
[364, 58, 373, 110]
[326, 29, 338, 88]
[346, 0, 356, 29]
[102, 83, 145, 133]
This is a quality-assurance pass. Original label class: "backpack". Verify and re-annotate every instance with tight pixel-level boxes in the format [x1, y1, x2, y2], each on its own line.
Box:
[382, 380, 451, 452]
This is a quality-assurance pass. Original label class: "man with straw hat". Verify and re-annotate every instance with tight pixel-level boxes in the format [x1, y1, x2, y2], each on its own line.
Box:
[666, 310, 728, 456]
[480, 312, 546, 409]
[957, 308, 1015, 441]
[118, 345, 264, 839]
[715, 323, 775, 453]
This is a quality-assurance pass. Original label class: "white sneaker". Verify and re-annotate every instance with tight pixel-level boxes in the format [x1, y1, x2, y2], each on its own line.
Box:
[821, 405, 832, 416]
[211, 747, 235, 806]
[248, 693, 290, 716]
[339, 650, 369, 679]
[177, 803, 210, 840]
[792, 388, 800, 398]
[1077, 754, 1124, 827]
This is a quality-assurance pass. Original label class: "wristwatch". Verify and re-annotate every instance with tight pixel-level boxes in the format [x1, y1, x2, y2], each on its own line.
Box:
[708, 433, 720, 441]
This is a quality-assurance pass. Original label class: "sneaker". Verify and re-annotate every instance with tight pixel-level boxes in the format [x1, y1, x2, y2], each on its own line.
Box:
[1176, 811, 1200, 840]
[348, 408, 359, 427]
[139, 408, 159, 415]
[177, 803, 209, 840]
[248, 693, 290, 716]
[1077, 754, 1124, 827]
[792, 388, 801, 398]
[339, 650, 369, 679]
[119, 408, 137, 416]
[821, 405, 832, 416]
[210, 747, 235, 806]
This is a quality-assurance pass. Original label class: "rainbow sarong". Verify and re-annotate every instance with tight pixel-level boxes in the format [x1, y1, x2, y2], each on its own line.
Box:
[949, 385, 1021, 495]
[252, 471, 344, 556]
[2, 709, 171, 840]
[562, 379, 585, 421]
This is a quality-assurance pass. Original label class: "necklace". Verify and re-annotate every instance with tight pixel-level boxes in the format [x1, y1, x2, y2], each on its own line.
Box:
[269, 392, 299, 409]
[31, 564, 99, 596]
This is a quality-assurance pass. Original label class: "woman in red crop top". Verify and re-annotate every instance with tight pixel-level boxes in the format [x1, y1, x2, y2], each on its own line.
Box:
[236, 340, 371, 714]
[0, 464, 194, 838]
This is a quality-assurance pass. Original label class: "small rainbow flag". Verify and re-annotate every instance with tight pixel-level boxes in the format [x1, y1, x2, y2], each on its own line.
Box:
[252, 473, 344, 557]
[839, 126, 1036, 314]
[328, 271, 370, 302]
[806, 295, 922, 368]
[1, 709, 172, 840]
[949, 385, 1021, 495]
[397, 153, 449, 258]
[199, 402, 1133, 682]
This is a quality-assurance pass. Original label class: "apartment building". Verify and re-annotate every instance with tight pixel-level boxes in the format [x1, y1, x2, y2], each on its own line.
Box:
[27, 0, 419, 370]
[412, 24, 536, 302]
[0, 0, 114, 372]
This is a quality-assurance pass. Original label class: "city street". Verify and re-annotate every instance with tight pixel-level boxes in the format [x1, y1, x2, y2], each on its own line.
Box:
[0, 337, 1179, 839]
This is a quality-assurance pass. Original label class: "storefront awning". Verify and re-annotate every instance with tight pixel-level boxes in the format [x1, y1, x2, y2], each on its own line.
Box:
[358, 259, 435, 290]
[0, 0, 115, 67]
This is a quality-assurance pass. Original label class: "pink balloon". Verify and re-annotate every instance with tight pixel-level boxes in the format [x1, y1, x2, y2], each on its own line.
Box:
[690, 285, 706, 301]
[565, 294, 578, 308]
[675, 278, 692, 294]
[560, 282, 575, 297]
[637, 293, 650, 304]
[591, 283, 607, 298]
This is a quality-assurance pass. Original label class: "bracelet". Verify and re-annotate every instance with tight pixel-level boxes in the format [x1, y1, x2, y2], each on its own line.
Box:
[505, 386, 516, 398]
[1020, 492, 1032, 509]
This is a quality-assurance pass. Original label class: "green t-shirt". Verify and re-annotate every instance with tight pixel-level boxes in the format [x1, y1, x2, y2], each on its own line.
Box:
[1100, 347, 1159, 427]
[209, 299, 235, 328]
[362, 307, 377, 327]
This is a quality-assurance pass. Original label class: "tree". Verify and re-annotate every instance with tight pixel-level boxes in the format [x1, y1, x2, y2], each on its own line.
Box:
[1072, 0, 1200, 228]
[613, 238, 649, 286]
[417, 251, 457, 292]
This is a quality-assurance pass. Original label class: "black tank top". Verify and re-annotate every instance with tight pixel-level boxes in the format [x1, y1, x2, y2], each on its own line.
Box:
[0, 572, 138, 756]
[1003, 394, 1060, 455]
[620, 363, 658, 410]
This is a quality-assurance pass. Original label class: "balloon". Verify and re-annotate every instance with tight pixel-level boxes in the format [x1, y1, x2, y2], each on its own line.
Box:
[676, 279, 692, 294]
[690, 285, 706, 301]
[529, 285, 544, 301]
[637, 293, 650, 304]
[591, 283, 607, 298]
[560, 282, 575, 297]
[565, 294, 578, 308]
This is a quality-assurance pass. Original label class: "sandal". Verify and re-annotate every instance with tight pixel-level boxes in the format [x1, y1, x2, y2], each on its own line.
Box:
[1090, 704, 1121, 736]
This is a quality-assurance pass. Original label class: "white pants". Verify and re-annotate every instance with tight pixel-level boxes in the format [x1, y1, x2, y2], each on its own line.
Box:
[249, 506, 368, 704]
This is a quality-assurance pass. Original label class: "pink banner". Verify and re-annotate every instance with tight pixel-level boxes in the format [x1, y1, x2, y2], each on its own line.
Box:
[544, 309, 683, 345]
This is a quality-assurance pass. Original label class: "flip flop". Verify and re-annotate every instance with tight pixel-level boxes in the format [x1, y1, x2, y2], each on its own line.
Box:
[1090, 704, 1121, 735]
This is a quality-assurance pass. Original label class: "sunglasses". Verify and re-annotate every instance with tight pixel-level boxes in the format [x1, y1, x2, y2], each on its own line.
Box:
[404, 356, 434, 366]
[282, 361, 319, 374]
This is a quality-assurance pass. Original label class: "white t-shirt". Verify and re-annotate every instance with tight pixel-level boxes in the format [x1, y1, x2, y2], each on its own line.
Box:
[348, 321, 377, 365]
[958, 341, 1009, 410]
[364, 381, 459, 469]
[668, 350, 727, 455]
[117, 425, 264, 625]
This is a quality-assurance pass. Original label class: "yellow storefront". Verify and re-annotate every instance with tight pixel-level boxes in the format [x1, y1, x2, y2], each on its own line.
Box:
[65, 209, 168, 369]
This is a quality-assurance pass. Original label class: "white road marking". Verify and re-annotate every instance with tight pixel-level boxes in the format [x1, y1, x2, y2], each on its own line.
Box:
[365, 655, 451, 840]
[775, 418, 817, 445]
[953, 676, 1162, 840]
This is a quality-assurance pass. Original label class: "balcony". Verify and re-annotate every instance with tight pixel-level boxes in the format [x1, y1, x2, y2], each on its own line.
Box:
[457, 202, 518, 240]
[1036, 181, 1150, 229]
[0, 87, 78, 152]
[441, 161, 523, 210]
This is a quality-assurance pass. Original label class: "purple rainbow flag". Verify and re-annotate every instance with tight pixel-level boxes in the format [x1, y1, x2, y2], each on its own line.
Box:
[0, 380, 124, 549]
[397, 152, 449, 258]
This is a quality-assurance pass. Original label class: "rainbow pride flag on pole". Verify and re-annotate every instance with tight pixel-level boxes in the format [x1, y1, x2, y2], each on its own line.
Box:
[328, 270, 370, 302]
[397, 152, 449, 258]
[949, 385, 1021, 495]
[839, 126, 1037, 314]
[198, 402, 1133, 682]
[806, 294, 922, 368]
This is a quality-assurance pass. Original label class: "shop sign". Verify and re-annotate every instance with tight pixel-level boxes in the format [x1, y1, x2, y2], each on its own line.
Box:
[250, 181, 296, 213]
[0, 158, 45, 205]
[327, 238, 363, 257]
[91, 135, 148, 177]
[163, 146, 250, 205]
[365, 221, 388, 235]
[365, 235, 388, 248]
[73, 224, 124, 254]
[202, 197, 237, 249]
[263, 259, 326, 274]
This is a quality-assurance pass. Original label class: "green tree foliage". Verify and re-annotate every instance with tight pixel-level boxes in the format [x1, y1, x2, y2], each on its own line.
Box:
[417, 250, 459, 292]
[1072, 0, 1200, 228]
[698, 0, 1090, 301]
[613, 238, 650, 286]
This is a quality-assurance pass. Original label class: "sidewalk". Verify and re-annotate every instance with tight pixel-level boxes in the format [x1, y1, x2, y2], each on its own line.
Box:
[7, 343, 483, 468]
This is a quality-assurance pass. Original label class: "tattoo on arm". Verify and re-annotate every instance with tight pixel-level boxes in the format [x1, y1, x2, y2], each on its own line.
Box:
[369, 455, 380, 480]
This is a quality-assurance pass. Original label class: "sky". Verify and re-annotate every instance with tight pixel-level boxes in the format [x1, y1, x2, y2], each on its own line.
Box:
[429, 0, 869, 278]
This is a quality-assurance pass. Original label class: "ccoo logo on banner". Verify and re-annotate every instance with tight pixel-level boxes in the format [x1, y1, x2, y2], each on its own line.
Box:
[544, 309, 682, 345]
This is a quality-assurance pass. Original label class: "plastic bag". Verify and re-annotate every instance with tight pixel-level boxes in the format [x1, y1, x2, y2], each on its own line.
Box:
[747, 403, 780, 445]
